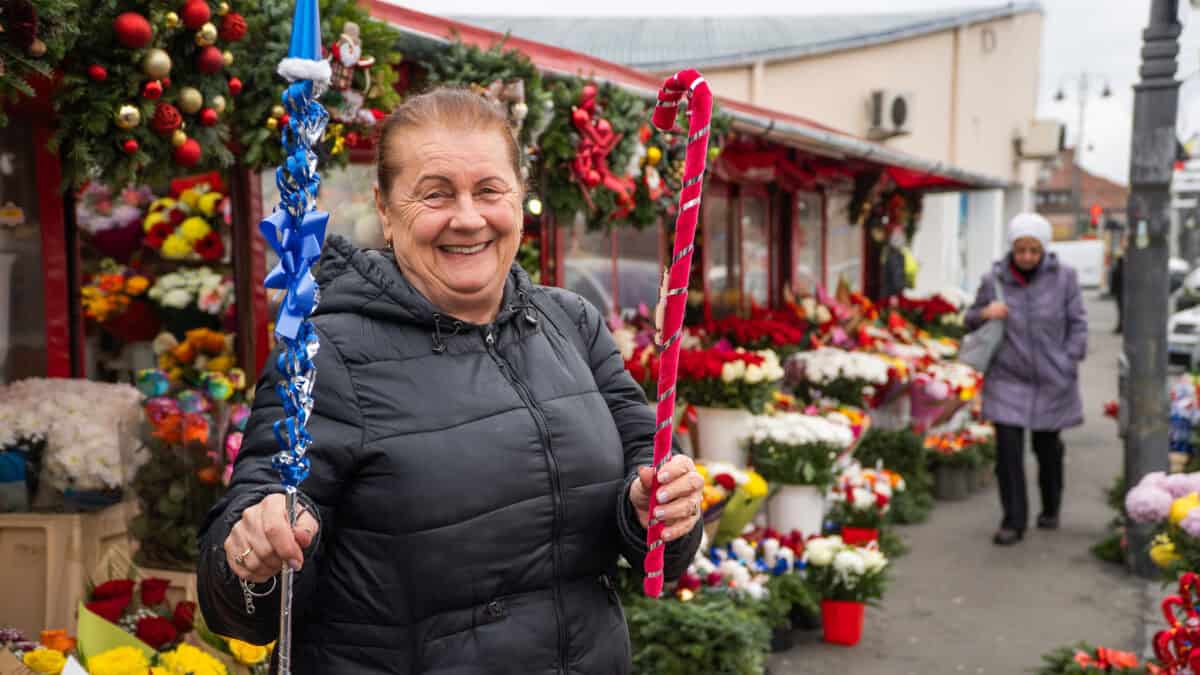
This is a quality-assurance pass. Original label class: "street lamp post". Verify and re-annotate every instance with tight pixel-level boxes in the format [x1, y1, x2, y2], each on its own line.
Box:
[1056, 74, 1112, 237]
[1124, 0, 1181, 578]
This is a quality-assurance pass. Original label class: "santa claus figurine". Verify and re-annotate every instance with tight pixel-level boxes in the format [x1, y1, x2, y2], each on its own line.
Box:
[330, 22, 375, 91]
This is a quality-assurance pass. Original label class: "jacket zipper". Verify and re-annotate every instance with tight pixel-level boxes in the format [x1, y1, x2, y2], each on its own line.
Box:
[484, 327, 569, 674]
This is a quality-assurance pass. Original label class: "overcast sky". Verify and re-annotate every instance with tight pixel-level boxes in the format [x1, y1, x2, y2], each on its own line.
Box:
[392, 0, 1200, 185]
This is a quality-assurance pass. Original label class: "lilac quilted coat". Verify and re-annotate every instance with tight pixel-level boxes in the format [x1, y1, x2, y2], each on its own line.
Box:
[964, 254, 1088, 431]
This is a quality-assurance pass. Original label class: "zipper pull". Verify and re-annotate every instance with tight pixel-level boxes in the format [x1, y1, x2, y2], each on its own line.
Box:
[486, 330, 495, 347]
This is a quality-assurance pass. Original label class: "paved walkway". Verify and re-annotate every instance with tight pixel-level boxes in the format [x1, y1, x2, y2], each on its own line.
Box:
[771, 293, 1144, 674]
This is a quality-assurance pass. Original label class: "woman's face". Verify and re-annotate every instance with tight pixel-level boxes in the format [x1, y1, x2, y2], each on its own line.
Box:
[1012, 236, 1044, 271]
[375, 125, 523, 322]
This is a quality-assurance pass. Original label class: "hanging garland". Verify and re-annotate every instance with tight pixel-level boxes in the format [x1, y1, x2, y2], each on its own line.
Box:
[0, 0, 81, 125]
[848, 171, 923, 242]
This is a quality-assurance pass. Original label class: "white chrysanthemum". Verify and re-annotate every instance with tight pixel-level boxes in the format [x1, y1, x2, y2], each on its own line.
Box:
[833, 549, 866, 577]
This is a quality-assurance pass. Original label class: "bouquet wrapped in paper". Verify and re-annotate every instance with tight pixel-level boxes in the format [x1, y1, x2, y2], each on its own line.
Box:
[910, 362, 981, 432]
[697, 461, 769, 546]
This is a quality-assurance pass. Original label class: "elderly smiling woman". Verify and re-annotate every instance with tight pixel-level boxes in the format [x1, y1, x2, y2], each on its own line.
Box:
[197, 88, 704, 674]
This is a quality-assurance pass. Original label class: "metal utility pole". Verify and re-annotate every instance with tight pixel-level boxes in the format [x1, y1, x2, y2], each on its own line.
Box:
[1056, 73, 1112, 237]
[1124, 0, 1181, 578]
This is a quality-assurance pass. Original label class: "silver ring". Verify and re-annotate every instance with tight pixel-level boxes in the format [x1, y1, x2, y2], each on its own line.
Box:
[693, 500, 701, 517]
[235, 547, 253, 567]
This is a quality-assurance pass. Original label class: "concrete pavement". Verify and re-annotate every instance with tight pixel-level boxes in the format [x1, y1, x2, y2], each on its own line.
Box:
[771, 292, 1144, 674]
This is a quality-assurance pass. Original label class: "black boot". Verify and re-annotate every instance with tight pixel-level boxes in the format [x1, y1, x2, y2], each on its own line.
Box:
[993, 528, 1024, 546]
[1037, 514, 1059, 530]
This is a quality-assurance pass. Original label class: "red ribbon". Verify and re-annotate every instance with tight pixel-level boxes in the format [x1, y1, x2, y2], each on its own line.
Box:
[570, 84, 637, 219]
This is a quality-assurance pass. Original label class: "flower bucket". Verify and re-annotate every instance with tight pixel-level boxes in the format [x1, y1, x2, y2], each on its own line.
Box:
[869, 393, 911, 432]
[821, 600, 865, 646]
[767, 485, 825, 539]
[694, 406, 752, 467]
[974, 464, 994, 491]
[770, 625, 796, 652]
[158, 306, 222, 340]
[62, 488, 124, 513]
[840, 527, 878, 546]
[790, 604, 822, 631]
[101, 298, 162, 344]
[933, 464, 972, 501]
[87, 220, 145, 262]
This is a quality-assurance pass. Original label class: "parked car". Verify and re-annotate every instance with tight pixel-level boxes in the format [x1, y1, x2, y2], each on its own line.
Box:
[1168, 305, 1200, 365]
[1173, 267, 1200, 313]
[1171, 257, 1191, 294]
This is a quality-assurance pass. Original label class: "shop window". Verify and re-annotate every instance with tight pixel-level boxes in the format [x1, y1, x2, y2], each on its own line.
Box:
[704, 188, 739, 318]
[792, 192, 823, 296]
[741, 192, 771, 309]
[613, 224, 663, 317]
[0, 119, 46, 383]
[561, 213, 616, 317]
[825, 192, 861, 291]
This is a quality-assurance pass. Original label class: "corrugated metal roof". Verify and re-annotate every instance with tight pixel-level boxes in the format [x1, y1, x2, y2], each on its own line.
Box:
[453, 2, 1042, 71]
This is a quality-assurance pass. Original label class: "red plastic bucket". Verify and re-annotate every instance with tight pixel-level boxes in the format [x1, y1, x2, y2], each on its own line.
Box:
[821, 600, 865, 646]
[841, 527, 879, 546]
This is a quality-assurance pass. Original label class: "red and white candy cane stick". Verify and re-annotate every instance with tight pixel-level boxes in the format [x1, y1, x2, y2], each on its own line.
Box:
[644, 69, 713, 598]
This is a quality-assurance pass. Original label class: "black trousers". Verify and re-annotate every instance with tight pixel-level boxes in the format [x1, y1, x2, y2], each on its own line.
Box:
[994, 424, 1064, 531]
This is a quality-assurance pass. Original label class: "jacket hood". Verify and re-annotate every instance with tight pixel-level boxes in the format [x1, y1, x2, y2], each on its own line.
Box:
[311, 234, 535, 328]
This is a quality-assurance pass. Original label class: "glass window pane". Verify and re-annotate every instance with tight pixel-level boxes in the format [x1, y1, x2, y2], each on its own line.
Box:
[0, 119, 46, 383]
[825, 192, 861, 291]
[561, 213, 615, 317]
[741, 194, 770, 309]
[613, 224, 662, 318]
[705, 190, 739, 318]
[260, 164, 382, 272]
[793, 193, 823, 296]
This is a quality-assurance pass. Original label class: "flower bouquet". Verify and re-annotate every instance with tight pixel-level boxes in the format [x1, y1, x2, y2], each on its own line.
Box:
[827, 462, 902, 545]
[785, 348, 890, 407]
[802, 535, 888, 646]
[141, 183, 228, 262]
[147, 268, 235, 339]
[194, 614, 273, 675]
[696, 462, 769, 546]
[924, 423, 993, 469]
[131, 330, 250, 569]
[82, 260, 160, 343]
[677, 346, 785, 414]
[910, 361, 981, 432]
[1124, 471, 1200, 580]
[0, 378, 142, 510]
[894, 288, 969, 339]
[76, 182, 155, 261]
[705, 316, 809, 358]
[2, 626, 78, 674]
[1036, 642, 1147, 674]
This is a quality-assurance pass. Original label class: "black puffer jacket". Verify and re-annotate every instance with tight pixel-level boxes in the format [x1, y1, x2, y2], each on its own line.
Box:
[198, 235, 701, 674]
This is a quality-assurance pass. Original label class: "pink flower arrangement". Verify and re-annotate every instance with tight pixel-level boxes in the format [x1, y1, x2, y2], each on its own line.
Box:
[1125, 479, 1174, 524]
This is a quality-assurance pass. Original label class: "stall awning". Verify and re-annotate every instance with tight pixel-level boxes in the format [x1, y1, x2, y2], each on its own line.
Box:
[366, 1, 1009, 192]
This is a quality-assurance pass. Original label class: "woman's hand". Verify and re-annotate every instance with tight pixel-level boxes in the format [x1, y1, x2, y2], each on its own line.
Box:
[223, 493, 320, 583]
[629, 455, 703, 543]
[981, 301, 1009, 320]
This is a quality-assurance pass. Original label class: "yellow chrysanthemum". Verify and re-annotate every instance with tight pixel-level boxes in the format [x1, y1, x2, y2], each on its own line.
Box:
[23, 648, 66, 674]
[197, 192, 223, 217]
[87, 646, 150, 675]
[743, 470, 768, 498]
[228, 638, 271, 665]
[205, 354, 235, 372]
[148, 197, 177, 213]
[179, 216, 212, 243]
[695, 464, 709, 481]
[159, 643, 228, 675]
[161, 233, 194, 259]
[1171, 493, 1200, 525]
[143, 210, 167, 233]
[1151, 533, 1182, 569]
[178, 188, 202, 210]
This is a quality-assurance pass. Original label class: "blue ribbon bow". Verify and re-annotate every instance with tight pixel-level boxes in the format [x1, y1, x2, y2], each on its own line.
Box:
[260, 208, 329, 340]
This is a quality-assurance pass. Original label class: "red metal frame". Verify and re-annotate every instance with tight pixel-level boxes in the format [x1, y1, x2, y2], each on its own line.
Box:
[32, 121, 75, 378]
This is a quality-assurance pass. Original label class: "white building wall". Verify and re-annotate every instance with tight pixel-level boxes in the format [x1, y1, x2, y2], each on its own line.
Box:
[912, 193, 963, 293]
[963, 189, 1006, 296]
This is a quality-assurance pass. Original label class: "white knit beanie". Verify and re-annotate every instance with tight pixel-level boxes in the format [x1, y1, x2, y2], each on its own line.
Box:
[1007, 212, 1052, 249]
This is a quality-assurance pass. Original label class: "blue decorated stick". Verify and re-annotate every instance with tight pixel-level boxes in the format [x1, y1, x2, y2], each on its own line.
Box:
[262, 1, 331, 671]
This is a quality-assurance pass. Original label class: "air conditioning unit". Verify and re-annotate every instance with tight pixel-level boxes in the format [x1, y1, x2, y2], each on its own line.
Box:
[1016, 119, 1065, 160]
[867, 90, 912, 141]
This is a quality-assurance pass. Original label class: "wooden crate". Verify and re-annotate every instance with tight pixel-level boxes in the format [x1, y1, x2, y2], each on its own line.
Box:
[0, 512, 87, 638]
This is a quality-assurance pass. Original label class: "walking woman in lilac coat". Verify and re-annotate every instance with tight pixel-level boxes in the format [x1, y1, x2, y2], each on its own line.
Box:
[965, 213, 1088, 546]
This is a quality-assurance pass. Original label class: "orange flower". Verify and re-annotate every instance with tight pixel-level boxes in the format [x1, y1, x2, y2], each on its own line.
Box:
[39, 629, 76, 652]
[196, 465, 222, 485]
[152, 413, 182, 444]
[98, 274, 125, 293]
[124, 276, 150, 296]
[171, 341, 196, 364]
[1097, 647, 1139, 669]
[186, 328, 227, 355]
[1073, 650, 1094, 668]
[182, 414, 210, 446]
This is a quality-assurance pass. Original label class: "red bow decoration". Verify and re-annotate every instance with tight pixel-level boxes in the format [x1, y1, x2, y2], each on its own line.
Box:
[570, 84, 637, 219]
[1154, 573, 1200, 673]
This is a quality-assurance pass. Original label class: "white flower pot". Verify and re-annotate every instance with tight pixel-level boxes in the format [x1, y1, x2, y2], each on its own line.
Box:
[767, 484, 825, 537]
[694, 406, 752, 467]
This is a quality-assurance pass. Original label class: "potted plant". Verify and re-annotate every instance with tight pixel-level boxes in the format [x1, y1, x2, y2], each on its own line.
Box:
[827, 463, 902, 545]
[854, 428, 933, 525]
[747, 412, 852, 537]
[802, 535, 888, 646]
[677, 346, 784, 466]
[786, 347, 891, 408]
[925, 429, 985, 501]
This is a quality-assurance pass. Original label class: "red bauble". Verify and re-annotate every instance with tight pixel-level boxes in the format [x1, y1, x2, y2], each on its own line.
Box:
[199, 108, 218, 127]
[227, 77, 242, 96]
[180, 0, 211, 30]
[142, 80, 163, 99]
[278, 113, 289, 127]
[88, 64, 108, 81]
[113, 12, 153, 49]
[174, 138, 202, 167]
[219, 13, 246, 42]
[151, 102, 183, 135]
[122, 139, 139, 155]
[196, 46, 223, 75]
[161, 77, 172, 88]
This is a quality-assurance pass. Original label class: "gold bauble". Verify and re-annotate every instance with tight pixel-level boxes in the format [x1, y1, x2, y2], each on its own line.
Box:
[164, 11, 180, 28]
[646, 146, 663, 166]
[115, 104, 142, 130]
[265, 117, 278, 131]
[142, 48, 172, 80]
[217, 2, 231, 16]
[172, 130, 188, 147]
[222, 50, 234, 67]
[270, 105, 285, 119]
[178, 87, 203, 114]
[28, 39, 46, 58]
[195, 22, 218, 46]
[210, 95, 227, 114]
